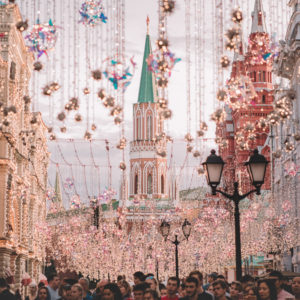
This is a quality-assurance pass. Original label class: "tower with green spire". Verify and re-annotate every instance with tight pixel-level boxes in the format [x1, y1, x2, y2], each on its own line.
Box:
[129, 18, 168, 201]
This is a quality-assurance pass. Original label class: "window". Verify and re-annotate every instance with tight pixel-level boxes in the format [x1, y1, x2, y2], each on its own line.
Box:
[134, 175, 138, 194]
[253, 71, 256, 82]
[161, 175, 164, 194]
[259, 71, 262, 82]
[263, 71, 266, 82]
[147, 174, 152, 194]
[10, 61, 16, 80]
[262, 95, 266, 104]
[147, 114, 153, 140]
[136, 114, 141, 140]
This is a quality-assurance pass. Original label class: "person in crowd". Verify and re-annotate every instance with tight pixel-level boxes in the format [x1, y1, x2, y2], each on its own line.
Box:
[93, 280, 109, 300]
[178, 283, 186, 298]
[161, 277, 180, 300]
[58, 284, 72, 300]
[292, 277, 300, 300]
[117, 276, 125, 287]
[212, 280, 229, 300]
[229, 281, 242, 300]
[0, 277, 16, 300]
[71, 284, 84, 300]
[35, 286, 51, 300]
[180, 276, 199, 300]
[79, 278, 93, 300]
[144, 289, 159, 300]
[204, 273, 218, 291]
[47, 273, 60, 300]
[257, 279, 277, 300]
[133, 283, 148, 300]
[207, 285, 214, 295]
[102, 283, 123, 300]
[243, 284, 257, 299]
[133, 272, 146, 286]
[145, 276, 160, 296]
[269, 271, 294, 300]
[25, 281, 38, 300]
[159, 284, 167, 297]
[189, 271, 213, 300]
[240, 276, 255, 291]
[119, 280, 132, 300]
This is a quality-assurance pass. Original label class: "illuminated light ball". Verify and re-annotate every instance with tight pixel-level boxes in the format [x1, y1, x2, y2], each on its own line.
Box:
[25, 19, 58, 58]
[158, 98, 168, 109]
[285, 141, 294, 152]
[161, 0, 175, 13]
[83, 87, 90, 94]
[193, 151, 200, 158]
[30, 116, 38, 125]
[156, 150, 167, 157]
[33, 61, 43, 71]
[75, 113, 83, 122]
[156, 38, 169, 51]
[49, 134, 56, 140]
[119, 162, 126, 170]
[225, 41, 236, 51]
[197, 168, 205, 175]
[23, 95, 31, 104]
[211, 108, 225, 123]
[184, 133, 193, 143]
[43, 85, 52, 96]
[158, 77, 168, 88]
[105, 96, 115, 108]
[50, 82, 60, 91]
[294, 133, 300, 141]
[65, 97, 80, 111]
[220, 56, 230, 68]
[47, 127, 53, 133]
[197, 130, 205, 137]
[114, 116, 122, 125]
[57, 111, 66, 121]
[110, 105, 123, 116]
[225, 28, 240, 42]
[102, 56, 136, 91]
[84, 130, 92, 140]
[162, 108, 172, 119]
[97, 88, 106, 100]
[60, 126, 67, 133]
[187, 145, 193, 152]
[92, 69, 102, 80]
[16, 20, 28, 32]
[79, 1, 107, 27]
[239, 141, 248, 150]
[91, 123, 97, 131]
[273, 150, 282, 159]
[232, 8, 243, 24]
[200, 121, 208, 131]
[217, 88, 227, 101]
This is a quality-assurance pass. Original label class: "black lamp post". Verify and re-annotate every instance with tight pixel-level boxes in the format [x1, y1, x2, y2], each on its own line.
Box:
[202, 149, 268, 280]
[159, 219, 192, 278]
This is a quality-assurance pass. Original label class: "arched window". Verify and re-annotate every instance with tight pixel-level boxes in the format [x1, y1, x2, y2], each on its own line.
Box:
[253, 71, 256, 82]
[134, 174, 138, 194]
[161, 175, 164, 194]
[263, 71, 266, 82]
[136, 114, 141, 140]
[147, 114, 153, 140]
[259, 71, 262, 82]
[262, 95, 266, 104]
[147, 174, 152, 194]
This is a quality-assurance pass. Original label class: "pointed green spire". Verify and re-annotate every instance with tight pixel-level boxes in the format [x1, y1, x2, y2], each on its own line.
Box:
[137, 29, 157, 103]
[53, 170, 62, 203]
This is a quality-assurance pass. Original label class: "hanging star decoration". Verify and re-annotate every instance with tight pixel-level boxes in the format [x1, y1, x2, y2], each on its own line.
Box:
[25, 19, 58, 58]
[79, 0, 107, 26]
[102, 56, 136, 92]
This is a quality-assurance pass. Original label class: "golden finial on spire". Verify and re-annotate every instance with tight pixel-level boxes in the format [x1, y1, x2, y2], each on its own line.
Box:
[146, 15, 150, 34]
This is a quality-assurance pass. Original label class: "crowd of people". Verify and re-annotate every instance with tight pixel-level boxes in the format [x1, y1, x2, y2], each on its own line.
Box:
[0, 270, 300, 300]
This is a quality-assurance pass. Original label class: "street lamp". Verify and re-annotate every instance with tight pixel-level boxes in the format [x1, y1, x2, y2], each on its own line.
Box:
[159, 219, 192, 278]
[202, 149, 268, 280]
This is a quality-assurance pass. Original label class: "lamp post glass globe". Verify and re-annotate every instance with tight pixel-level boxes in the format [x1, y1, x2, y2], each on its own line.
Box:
[202, 150, 225, 189]
[245, 149, 268, 189]
[182, 219, 191, 240]
[160, 220, 170, 240]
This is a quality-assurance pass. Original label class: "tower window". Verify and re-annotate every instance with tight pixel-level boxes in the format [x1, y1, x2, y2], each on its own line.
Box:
[147, 114, 153, 140]
[147, 174, 152, 194]
[136, 114, 141, 140]
[10, 61, 16, 80]
[259, 71, 262, 82]
[262, 95, 266, 104]
[263, 71, 266, 82]
[161, 175, 164, 194]
[134, 174, 138, 194]
[253, 71, 256, 82]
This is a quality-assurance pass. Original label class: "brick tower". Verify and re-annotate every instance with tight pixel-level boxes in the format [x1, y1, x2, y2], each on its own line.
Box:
[218, 0, 273, 192]
[129, 23, 168, 200]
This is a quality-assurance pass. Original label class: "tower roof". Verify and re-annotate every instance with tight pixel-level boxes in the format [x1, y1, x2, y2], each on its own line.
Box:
[137, 20, 157, 103]
[251, 0, 267, 33]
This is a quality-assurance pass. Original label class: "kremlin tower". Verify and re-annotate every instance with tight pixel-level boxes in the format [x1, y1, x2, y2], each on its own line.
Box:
[129, 21, 169, 201]
[217, 0, 273, 193]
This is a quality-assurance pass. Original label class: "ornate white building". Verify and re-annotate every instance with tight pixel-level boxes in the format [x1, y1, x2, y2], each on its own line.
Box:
[273, 0, 300, 271]
[0, 3, 49, 291]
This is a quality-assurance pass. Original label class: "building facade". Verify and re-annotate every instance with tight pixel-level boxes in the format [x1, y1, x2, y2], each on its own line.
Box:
[272, 0, 300, 271]
[216, 0, 273, 193]
[0, 3, 49, 291]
